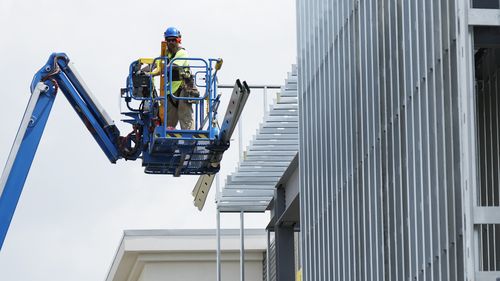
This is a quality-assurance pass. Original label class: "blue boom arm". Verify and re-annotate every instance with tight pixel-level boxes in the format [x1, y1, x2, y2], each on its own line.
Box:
[0, 53, 124, 250]
[31, 53, 122, 162]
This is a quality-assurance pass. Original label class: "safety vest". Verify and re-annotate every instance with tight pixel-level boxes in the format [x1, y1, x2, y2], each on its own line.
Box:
[167, 48, 189, 94]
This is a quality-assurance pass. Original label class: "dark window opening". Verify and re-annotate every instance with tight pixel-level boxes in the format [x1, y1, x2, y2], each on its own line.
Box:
[474, 27, 500, 208]
[474, 26, 500, 272]
[473, 0, 500, 9]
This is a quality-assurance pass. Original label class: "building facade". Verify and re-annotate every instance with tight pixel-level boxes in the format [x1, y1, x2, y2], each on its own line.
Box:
[297, 0, 500, 280]
[106, 229, 266, 281]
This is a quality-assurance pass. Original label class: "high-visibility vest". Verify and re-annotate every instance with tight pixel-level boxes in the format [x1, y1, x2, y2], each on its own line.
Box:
[167, 48, 189, 94]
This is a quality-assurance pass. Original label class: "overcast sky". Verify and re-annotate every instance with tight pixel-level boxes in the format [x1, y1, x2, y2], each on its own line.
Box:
[0, 0, 296, 280]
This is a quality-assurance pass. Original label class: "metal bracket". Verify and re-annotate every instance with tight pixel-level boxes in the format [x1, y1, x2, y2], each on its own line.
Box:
[192, 174, 215, 211]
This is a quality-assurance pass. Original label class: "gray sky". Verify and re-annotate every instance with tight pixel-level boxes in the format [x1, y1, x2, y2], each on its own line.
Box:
[0, 0, 296, 280]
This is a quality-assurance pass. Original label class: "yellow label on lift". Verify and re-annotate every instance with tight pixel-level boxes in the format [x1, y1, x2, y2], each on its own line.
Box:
[165, 133, 207, 138]
[166, 133, 183, 138]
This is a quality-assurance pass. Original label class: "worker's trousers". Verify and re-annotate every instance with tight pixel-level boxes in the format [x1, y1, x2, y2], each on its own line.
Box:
[166, 96, 193, 130]
[158, 86, 195, 130]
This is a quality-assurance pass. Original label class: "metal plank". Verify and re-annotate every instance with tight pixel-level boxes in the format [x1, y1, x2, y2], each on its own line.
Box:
[261, 122, 298, 128]
[224, 185, 276, 190]
[263, 116, 299, 122]
[245, 150, 297, 157]
[475, 271, 500, 280]
[474, 207, 500, 224]
[255, 134, 298, 140]
[250, 139, 298, 145]
[239, 161, 291, 167]
[221, 189, 274, 197]
[276, 97, 298, 104]
[469, 8, 500, 26]
[248, 145, 298, 151]
[237, 166, 288, 172]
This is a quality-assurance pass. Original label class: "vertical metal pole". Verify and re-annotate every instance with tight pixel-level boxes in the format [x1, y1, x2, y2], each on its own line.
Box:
[267, 229, 270, 281]
[216, 209, 221, 281]
[240, 211, 245, 281]
[238, 117, 243, 163]
[215, 173, 221, 200]
[263, 86, 268, 116]
[216, 174, 221, 281]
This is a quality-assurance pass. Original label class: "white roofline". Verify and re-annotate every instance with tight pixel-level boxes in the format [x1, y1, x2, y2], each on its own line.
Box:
[105, 229, 267, 281]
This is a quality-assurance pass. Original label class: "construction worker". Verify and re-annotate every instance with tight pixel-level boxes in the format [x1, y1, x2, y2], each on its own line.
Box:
[161, 26, 199, 130]
[136, 27, 198, 129]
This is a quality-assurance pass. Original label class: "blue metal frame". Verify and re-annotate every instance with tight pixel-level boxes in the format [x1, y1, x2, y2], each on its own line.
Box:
[123, 56, 220, 139]
[164, 57, 213, 136]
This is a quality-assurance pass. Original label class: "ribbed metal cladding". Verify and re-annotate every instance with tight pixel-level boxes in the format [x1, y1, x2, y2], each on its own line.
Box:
[297, 0, 468, 280]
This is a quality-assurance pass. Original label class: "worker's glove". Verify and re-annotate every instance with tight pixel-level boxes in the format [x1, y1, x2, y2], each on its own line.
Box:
[180, 70, 191, 79]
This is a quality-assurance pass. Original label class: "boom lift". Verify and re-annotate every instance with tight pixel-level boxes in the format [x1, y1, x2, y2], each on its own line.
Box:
[0, 53, 250, 250]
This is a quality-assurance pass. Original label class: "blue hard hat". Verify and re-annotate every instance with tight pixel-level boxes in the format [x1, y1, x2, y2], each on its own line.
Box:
[164, 27, 181, 38]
